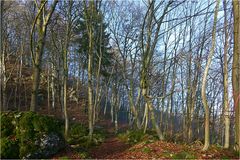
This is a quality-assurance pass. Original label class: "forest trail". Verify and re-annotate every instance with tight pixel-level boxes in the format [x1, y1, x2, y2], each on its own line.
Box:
[51, 120, 131, 159]
[89, 136, 130, 159]
[89, 120, 130, 159]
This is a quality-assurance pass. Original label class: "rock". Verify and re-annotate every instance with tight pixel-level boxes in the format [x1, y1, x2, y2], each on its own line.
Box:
[23, 133, 65, 159]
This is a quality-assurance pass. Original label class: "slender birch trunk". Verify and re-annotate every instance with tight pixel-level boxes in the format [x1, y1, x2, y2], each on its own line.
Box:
[201, 0, 220, 151]
[223, 0, 230, 149]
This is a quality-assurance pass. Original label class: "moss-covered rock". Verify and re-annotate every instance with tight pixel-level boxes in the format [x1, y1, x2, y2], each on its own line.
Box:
[0, 111, 65, 159]
[23, 133, 65, 159]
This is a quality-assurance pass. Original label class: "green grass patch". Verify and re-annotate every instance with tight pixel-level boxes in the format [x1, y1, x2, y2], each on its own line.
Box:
[118, 129, 158, 145]
[142, 147, 152, 153]
[172, 151, 196, 159]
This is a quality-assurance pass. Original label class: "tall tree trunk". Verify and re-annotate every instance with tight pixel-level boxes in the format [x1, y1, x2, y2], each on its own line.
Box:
[88, 41, 94, 140]
[201, 0, 220, 151]
[85, 1, 95, 140]
[30, 1, 45, 112]
[104, 85, 108, 115]
[232, 0, 240, 152]
[18, 44, 23, 111]
[223, 0, 230, 149]
[142, 102, 149, 133]
[51, 62, 56, 109]
[47, 62, 50, 114]
[0, 0, 3, 111]
[30, 0, 58, 111]
[63, 0, 73, 138]
[63, 48, 69, 137]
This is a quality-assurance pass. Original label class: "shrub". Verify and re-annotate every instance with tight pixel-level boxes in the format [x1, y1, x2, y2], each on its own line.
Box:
[118, 129, 159, 145]
[118, 130, 146, 145]
[69, 123, 88, 138]
[67, 123, 105, 148]
[128, 130, 145, 144]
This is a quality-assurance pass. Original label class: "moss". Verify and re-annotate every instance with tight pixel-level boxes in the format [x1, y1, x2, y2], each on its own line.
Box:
[0, 112, 15, 137]
[67, 123, 105, 148]
[16, 112, 36, 140]
[19, 141, 38, 158]
[32, 114, 63, 134]
[78, 151, 89, 159]
[92, 133, 105, 145]
[59, 156, 70, 160]
[142, 147, 152, 153]
[0, 137, 19, 159]
[69, 123, 88, 138]
[118, 130, 146, 145]
[172, 151, 196, 159]
[1, 111, 65, 159]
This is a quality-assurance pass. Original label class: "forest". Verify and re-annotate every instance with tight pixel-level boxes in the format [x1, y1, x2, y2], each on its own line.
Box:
[0, 0, 239, 159]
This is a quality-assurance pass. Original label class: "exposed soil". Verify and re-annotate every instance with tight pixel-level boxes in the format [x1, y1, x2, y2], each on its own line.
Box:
[52, 145, 83, 159]
[90, 136, 130, 159]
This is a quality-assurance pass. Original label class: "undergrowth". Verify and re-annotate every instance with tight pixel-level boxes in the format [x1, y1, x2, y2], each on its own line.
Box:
[118, 129, 158, 145]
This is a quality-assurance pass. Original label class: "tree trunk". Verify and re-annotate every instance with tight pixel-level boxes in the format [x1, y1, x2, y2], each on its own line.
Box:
[30, 0, 58, 112]
[47, 62, 50, 114]
[104, 85, 108, 115]
[0, 0, 3, 111]
[201, 0, 220, 151]
[51, 62, 56, 109]
[30, 56, 42, 111]
[85, 1, 95, 140]
[88, 45, 94, 140]
[232, 0, 240, 152]
[143, 102, 149, 133]
[223, 0, 230, 149]
[63, 48, 69, 137]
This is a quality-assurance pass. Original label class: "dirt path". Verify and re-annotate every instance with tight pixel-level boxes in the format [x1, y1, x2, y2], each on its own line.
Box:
[89, 121, 130, 159]
[90, 135, 130, 159]
[52, 120, 130, 159]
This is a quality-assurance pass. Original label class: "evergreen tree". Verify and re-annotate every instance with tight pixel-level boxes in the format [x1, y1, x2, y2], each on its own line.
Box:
[74, 5, 112, 78]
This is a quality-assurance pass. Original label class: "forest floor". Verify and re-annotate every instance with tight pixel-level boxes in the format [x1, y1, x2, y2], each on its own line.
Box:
[37, 103, 238, 159]
[51, 119, 239, 159]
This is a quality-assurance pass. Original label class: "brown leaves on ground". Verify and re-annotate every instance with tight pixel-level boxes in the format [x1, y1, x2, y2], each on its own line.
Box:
[52, 138, 238, 159]
[105, 140, 238, 159]
[51, 145, 83, 159]
[90, 137, 131, 159]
